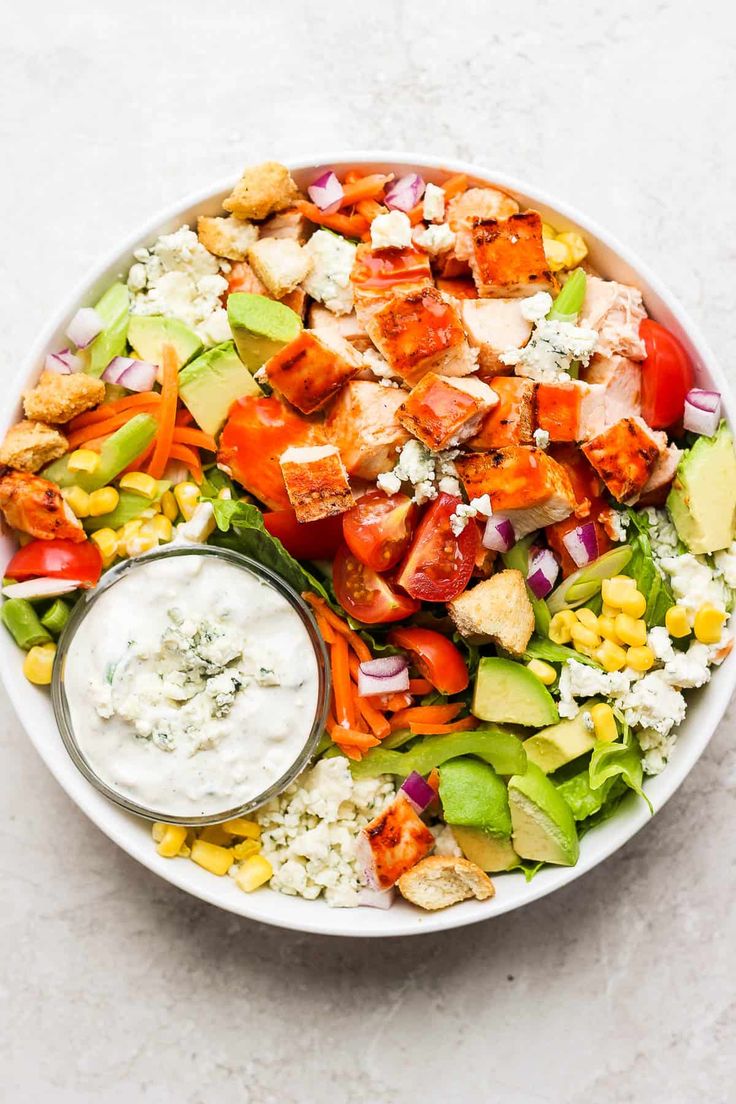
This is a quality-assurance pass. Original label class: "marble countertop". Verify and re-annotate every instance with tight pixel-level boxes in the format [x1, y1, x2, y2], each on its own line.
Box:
[2, 1, 734, 1100]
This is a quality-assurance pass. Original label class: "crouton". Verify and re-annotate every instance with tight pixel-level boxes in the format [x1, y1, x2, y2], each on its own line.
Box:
[534, 380, 608, 443]
[638, 443, 681, 505]
[397, 374, 498, 451]
[448, 569, 535, 655]
[582, 416, 664, 503]
[365, 287, 476, 385]
[259, 208, 309, 243]
[308, 304, 371, 351]
[582, 354, 642, 422]
[455, 447, 576, 538]
[247, 238, 311, 299]
[351, 244, 433, 326]
[469, 211, 556, 298]
[0, 420, 68, 473]
[468, 377, 535, 450]
[265, 330, 361, 414]
[461, 298, 533, 375]
[397, 855, 495, 910]
[579, 276, 647, 359]
[324, 380, 410, 479]
[279, 443, 354, 522]
[196, 215, 259, 261]
[0, 469, 85, 542]
[447, 186, 520, 262]
[357, 794, 435, 890]
[23, 371, 105, 424]
[223, 161, 301, 221]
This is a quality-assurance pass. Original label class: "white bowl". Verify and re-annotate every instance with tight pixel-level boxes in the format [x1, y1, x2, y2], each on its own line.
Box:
[2, 152, 735, 938]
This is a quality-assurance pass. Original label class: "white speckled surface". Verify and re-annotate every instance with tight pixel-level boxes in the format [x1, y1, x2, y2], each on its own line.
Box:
[2, 1, 735, 1100]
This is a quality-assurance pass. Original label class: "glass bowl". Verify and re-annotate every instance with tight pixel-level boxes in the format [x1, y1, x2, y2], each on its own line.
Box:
[51, 544, 330, 826]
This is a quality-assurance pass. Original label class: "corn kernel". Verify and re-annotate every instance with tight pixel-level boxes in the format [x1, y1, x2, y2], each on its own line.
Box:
[665, 605, 691, 639]
[151, 823, 166, 843]
[594, 639, 628, 673]
[61, 485, 91, 518]
[174, 482, 201, 521]
[618, 589, 647, 619]
[222, 818, 261, 839]
[601, 603, 620, 620]
[556, 231, 588, 266]
[23, 642, 56, 685]
[543, 237, 571, 272]
[91, 527, 118, 566]
[542, 222, 558, 239]
[571, 623, 601, 653]
[67, 448, 99, 474]
[694, 604, 726, 645]
[88, 486, 120, 517]
[597, 616, 621, 644]
[590, 702, 618, 743]
[601, 576, 637, 608]
[125, 533, 159, 558]
[190, 839, 234, 876]
[527, 659, 557, 686]
[232, 840, 261, 861]
[150, 515, 173, 542]
[615, 613, 647, 647]
[160, 490, 178, 521]
[119, 471, 159, 499]
[178, 843, 192, 858]
[576, 608, 599, 630]
[156, 824, 188, 858]
[549, 610, 577, 644]
[626, 644, 655, 672]
[198, 824, 231, 847]
[234, 854, 273, 892]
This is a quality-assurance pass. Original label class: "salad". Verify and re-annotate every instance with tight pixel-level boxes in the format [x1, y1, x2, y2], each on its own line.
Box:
[3, 159, 736, 913]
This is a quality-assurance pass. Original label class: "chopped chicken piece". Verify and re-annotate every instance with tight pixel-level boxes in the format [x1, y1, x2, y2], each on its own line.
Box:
[0, 420, 68, 473]
[448, 569, 534, 655]
[23, 371, 105, 425]
[365, 287, 476, 384]
[259, 208, 309, 243]
[247, 238, 310, 299]
[279, 444, 354, 522]
[436, 277, 479, 301]
[265, 330, 361, 414]
[579, 276, 647, 359]
[308, 304, 371, 351]
[534, 380, 608, 442]
[357, 793, 435, 890]
[226, 259, 270, 297]
[582, 416, 665, 503]
[637, 443, 681, 505]
[447, 187, 520, 262]
[582, 354, 642, 422]
[469, 211, 556, 298]
[223, 161, 301, 221]
[455, 446, 576, 537]
[398, 855, 494, 910]
[196, 215, 258, 261]
[468, 377, 535, 450]
[460, 298, 533, 375]
[0, 469, 85, 542]
[324, 380, 410, 479]
[351, 244, 433, 326]
[397, 374, 498, 451]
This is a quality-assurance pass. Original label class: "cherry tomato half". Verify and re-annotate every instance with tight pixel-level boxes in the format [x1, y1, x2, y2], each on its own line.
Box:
[342, 491, 418, 572]
[5, 539, 103, 587]
[396, 494, 480, 602]
[388, 626, 469, 695]
[263, 508, 344, 561]
[332, 543, 420, 624]
[640, 318, 694, 429]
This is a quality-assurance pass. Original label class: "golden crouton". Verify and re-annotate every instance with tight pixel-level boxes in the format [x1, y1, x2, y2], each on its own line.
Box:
[397, 855, 495, 910]
[448, 569, 534, 656]
[469, 377, 535, 450]
[325, 380, 410, 479]
[266, 330, 361, 415]
[223, 161, 301, 221]
[470, 211, 556, 298]
[279, 444, 354, 522]
[196, 215, 259, 261]
[357, 794, 436, 890]
[397, 374, 498, 451]
[365, 286, 476, 384]
[582, 416, 664, 503]
[23, 371, 105, 424]
[247, 238, 311, 299]
[0, 420, 68, 473]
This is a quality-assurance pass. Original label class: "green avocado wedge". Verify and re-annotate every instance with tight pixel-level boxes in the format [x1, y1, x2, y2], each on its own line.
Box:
[451, 827, 520, 873]
[473, 657, 559, 727]
[227, 292, 302, 372]
[438, 758, 512, 835]
[508, 762, 580, 866]
[523, 704, 597, 774]
[667, 421, 736, 554]
[127, 314, 203, 368]
[179, 341, 261, 435]
[348, 727, 527, 781]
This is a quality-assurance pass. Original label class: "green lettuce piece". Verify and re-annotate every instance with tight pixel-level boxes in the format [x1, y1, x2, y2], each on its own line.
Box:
[624, 510, 674, 627]
[524, 634, 601, 669]
[589, 738, 652, 813]
[349, 727, 526, 780]
[556, 768, 619, 820]
[502, 535, 550, 635]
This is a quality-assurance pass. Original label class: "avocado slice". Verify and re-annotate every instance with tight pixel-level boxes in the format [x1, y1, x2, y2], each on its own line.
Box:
[439, 758, 519, 872]
[523, 704, 596, 773]
[127, 314, 203, 368]
[85, 282, 130, 377]
[179, 341, 262, 436]
[508, 762, 580, 866]
[227, 292, 302, 372]
[667, 421, 736, 554]
[473, 657, 559, 727]
[451, 827, 519, 872]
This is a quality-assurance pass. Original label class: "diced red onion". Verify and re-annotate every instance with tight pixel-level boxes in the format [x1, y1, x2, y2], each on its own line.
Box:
[562, 522, 600, 568]
[357, 887, 395, 909]
[358, 655, 409, 697]
[384, 173, 425, 212]
[400, 771, 436, 814]
[482, 514, 516, 552]
[684, 388, 721, 437]
[527, 548, 559, 599]
[102, 356, 157, 392]
[2, 577, 81, 600]
[307, 170, 344, 213]
[66, 307, 104, 349]
[44, 348, 82, 374]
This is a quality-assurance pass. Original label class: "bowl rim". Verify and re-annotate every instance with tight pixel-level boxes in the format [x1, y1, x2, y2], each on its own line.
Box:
[2, 149, 735, 938]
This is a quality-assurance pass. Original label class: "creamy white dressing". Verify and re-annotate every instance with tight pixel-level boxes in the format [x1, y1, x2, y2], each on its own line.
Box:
[63, 553, 320, 817]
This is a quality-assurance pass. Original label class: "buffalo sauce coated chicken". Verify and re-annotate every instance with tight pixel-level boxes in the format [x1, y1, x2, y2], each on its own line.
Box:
[0, 469, 85, 542]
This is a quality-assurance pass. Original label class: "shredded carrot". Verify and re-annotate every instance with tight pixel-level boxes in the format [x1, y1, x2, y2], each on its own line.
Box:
[389, 703, 462, 732]
[355, 695, 391, 740]
[355, 199, 387, 222]
[166, 443, 202, 483]
[330, 725, 379, 751]
[344, 169, 363, 185]
[147, 345, 179, 480]
[315, 613, 337, 645]
[172, 426, 217, 452]
[302, 593, 371, 661]
[442, 173, 468, 199]
[409, 717, 478, 735]
[338, 743, 363, 761]
[379, 691, 414, 713]
[339, 173, 393, 208]
[409, 678, 433, 696]
[69, 391, 161, 431]
[66, 410, 157, 450]
[176, 407, 195, 427]
[330, 634, 355, 729]
[426, 768, 440, 794]
[296, 201, 369, 238]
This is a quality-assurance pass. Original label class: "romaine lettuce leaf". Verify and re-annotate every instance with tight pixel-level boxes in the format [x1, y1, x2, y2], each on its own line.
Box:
[624, 509, 674, 627]
[589, 738, 653, 813]
[524, 634, 601, 668]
